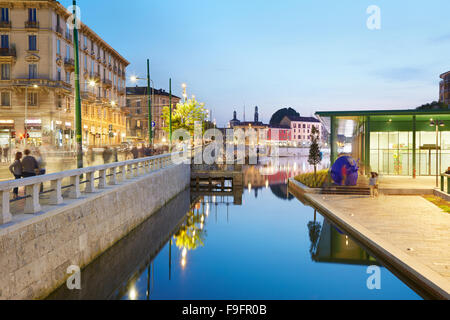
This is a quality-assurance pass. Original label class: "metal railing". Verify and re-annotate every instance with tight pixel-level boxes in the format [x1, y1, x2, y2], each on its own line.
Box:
[0, 152, 185, 225]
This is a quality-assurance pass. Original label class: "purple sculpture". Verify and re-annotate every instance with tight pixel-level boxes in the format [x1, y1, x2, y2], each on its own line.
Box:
[330, 156, 359, 186]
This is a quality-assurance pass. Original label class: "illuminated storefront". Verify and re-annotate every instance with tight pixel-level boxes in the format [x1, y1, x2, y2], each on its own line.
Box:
[316, 110, 450, 177]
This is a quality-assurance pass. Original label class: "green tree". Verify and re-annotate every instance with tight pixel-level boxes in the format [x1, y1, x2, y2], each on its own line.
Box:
[308, 126, 322, 182]
[162, 98, 208, 135]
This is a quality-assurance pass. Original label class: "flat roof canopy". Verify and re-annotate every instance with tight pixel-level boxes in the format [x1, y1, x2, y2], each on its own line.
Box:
[316, 109, 450, 117]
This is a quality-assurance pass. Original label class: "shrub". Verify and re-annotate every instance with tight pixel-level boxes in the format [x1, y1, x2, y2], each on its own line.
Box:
[294, 170, 329, 188]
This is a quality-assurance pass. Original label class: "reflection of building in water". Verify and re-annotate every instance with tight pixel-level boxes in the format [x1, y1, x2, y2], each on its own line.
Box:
[311, 219, 378, 266]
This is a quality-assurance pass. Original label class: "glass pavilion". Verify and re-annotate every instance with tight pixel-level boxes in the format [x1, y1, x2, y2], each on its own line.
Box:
[316, 109, 450, 177]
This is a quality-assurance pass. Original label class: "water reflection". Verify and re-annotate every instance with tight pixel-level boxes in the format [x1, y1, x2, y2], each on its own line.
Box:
[48, 157, 421, 300]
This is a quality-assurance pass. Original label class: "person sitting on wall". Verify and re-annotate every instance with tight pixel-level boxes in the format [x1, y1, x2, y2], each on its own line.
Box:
[445, 167, 450, 175]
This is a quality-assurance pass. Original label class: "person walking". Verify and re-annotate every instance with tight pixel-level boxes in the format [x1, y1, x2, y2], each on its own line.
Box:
[369, 172, 379, 198]
[131, 146, 139, 159]
[35, 149, 47, 192]
[9, 152, 23, 199]
[3, 145, 9, 163]
[21, 149, 39, 178]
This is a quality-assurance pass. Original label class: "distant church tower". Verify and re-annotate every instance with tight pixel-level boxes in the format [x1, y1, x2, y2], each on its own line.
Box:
[233, 110, 237, 120]
[254, 106, 259, 123]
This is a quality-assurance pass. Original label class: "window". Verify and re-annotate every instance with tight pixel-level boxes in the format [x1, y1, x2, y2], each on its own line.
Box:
[56, 95, 62, 108]
[1, 91, 10, 106]
[84, 36, 87, 47]
[57, 68, 61, 81]
[65, 71, 70, 83]
[84, 55, 87, 69]
[28, 64, 37, 79]
[1, 63, 10, 80]
[28, 35, 37, 51]
[66, 45, 70, 59]
[0, 35, 8, 48]
[1, 8, 9, 22]
[28, 8, 37, 22]
[56, 39, 61, 55]
[28, 92, 38, 106]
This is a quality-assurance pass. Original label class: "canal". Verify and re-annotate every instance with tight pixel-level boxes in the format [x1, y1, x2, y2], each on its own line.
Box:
[49, 157, 422, 300]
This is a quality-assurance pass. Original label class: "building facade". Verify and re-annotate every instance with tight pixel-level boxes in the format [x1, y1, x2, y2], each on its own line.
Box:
[125, 86, 181, 144]
[266, 125, 291, 145]
[0, 0, 129, 150]
[228, 107, 268, 145]
[279, 115, 323, 146]
[440, 71, 450, 105]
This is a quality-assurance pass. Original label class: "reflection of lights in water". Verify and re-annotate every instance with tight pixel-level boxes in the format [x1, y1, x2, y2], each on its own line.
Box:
[302, 162, 306, 172]
[193, 230, 196, 236]
[200, 222, 204, 230]
[201, 215, 204, 222]
[248, 183, 252, 193]
[182, 247, 187, 258]
[129, 286, 138, 300]
[181, 257, 186, 268]
[293, 162, 297, 170]
[265, 180, 269, 189]
[212, 196, 216, 204]
[345, 236, 349, 247]
[205, 203, 210, 217]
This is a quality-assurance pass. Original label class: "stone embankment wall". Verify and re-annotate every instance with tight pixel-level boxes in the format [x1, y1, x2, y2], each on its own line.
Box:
[0, 163, 190, 300]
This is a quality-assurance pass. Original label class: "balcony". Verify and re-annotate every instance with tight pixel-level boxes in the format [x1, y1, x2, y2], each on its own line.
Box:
[64, 58, 75, 72]
[25, 20, 39, 29]
[90, 72, 101, 81]
[0, 21, 11, 29]
[65, 32, 72, 42]
[0, 47, 16, 57]
[118, 88, 126, 96]
[55, 25, 63, 35]
[102, 79, 112, 88]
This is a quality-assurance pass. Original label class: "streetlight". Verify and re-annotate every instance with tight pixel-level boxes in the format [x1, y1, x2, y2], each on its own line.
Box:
[181, 83, 187, 102]
[130, 59, 154, 147]
[72, 0, 83, 169]
[430, 119, 445, 187]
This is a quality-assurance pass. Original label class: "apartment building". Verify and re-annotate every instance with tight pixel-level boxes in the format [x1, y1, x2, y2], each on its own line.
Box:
[125, 86, 181, 144]
[0, 0, 129, 149]
[279, 115, 323, 146]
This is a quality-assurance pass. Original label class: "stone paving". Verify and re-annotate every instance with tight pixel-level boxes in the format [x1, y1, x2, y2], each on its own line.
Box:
[306, 193, 450, 296]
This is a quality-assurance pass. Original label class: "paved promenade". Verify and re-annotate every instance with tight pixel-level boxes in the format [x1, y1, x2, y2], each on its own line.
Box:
[304, 192, 450, 299]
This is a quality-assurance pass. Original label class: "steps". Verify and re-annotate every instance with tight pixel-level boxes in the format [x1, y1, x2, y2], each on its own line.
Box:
[321, 186, 371, 195]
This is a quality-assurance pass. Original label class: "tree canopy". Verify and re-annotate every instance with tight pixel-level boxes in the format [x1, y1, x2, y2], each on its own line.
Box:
[269, 108, 300, 126]
[161, 98, 209, 134]
[416, 101, 449, 110]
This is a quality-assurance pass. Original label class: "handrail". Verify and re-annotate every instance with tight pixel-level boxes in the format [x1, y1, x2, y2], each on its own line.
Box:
[0, 151, 188, 225]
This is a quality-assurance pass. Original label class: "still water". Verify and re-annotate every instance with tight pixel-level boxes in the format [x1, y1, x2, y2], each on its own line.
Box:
[49, 157, 422, 300]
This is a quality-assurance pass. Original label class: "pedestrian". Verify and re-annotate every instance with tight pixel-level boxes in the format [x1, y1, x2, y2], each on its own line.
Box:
[3, 145, 9, 163]
[35, 149, 46, 192]
[113, 147, 118, 163]
[131, 145, 139, 159]
[369, 172, 379, 198]
[102, 147, 112, 164]
[21, 149, 39, 178]
[9, 152, 23, 199]
[87, 146, 95, 165]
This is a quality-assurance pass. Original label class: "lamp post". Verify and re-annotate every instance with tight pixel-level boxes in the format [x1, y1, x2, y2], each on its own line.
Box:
[72, 0, 83, 169]
[181, 83, 187, 102]
[430, 119, 445, 187]
[169, 78, 172, 150]
[130, 59, 154, 147]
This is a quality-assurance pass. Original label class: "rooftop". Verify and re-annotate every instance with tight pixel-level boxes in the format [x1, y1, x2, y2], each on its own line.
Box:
[284, 115, 321, 123]
[126, 86, 181, 99]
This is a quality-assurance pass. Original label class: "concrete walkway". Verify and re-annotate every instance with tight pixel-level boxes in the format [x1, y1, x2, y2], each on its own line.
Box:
[304, 192, 450, 299]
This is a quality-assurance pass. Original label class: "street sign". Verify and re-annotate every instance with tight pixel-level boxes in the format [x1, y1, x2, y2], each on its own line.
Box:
[151, 121, 156, 128]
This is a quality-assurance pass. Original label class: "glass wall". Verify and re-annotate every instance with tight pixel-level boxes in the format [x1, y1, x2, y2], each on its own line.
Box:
[370, 131, 450, 176]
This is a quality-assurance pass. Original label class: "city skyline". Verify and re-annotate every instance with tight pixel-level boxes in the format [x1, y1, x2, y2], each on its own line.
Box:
[59, 0, 450, 126]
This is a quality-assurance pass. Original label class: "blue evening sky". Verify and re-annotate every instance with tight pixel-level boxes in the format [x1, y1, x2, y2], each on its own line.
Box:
[60, 0, 450, 126]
